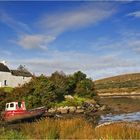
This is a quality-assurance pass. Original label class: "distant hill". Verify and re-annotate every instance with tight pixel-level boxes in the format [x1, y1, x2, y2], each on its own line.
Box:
[94, 73, 140, 95]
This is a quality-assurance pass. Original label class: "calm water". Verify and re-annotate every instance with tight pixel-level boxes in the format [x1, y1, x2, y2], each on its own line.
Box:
[99, 111, 140, 124]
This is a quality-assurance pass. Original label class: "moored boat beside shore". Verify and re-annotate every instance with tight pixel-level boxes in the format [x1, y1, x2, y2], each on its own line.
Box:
[1, 101, 46, 123]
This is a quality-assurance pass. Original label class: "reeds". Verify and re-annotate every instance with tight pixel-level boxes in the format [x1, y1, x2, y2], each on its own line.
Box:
[19, 118, 140, 139]
[95, 122, 140, 139]
[1, 118, 140, 139]
[20, 117, 95, 139]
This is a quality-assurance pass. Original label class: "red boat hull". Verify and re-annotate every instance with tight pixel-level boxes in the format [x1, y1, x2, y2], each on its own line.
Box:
[2, 108, 45, 123]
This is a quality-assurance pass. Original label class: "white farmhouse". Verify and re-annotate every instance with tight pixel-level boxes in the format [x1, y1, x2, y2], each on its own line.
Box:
[0, 62, 32, 88]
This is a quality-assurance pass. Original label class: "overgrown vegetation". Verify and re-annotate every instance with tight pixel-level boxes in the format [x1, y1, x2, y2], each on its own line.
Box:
[1, 118, 139, 139]
[0, 71, 97, 111]
[95, 73, 140, 93]
[56, 95, 86, 107]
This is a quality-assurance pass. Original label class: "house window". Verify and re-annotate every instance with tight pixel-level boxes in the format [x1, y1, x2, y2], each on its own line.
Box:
[4, 80, 7, 86]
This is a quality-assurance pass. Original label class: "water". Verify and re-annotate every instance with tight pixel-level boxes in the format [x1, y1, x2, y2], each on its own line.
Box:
[99, 112, 140, 124]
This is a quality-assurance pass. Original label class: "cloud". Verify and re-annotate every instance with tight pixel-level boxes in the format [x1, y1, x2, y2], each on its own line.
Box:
[0, 11, 30, 33]
[17, 34, 55, 49]
[0, 3, 116, 50]
[0, 50, 12, 56]
[9, 50, 140, 79]
[127, 40, 140, 53]
[127, 11, 140, 18]
[39, 3, 116, 36]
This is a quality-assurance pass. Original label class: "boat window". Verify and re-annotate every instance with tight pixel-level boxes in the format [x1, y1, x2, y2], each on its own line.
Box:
[10, 103, 14, 108]
[6, 104, 9, 108]
[18, 102, 22, 108]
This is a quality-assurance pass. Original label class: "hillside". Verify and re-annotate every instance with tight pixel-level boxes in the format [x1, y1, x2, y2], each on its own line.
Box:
[95, 73, 140, 95]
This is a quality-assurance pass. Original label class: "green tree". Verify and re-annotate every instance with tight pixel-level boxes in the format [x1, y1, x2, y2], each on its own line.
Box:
[49, 71, 68, 101]
[75, 79, 96, 98]
[66, 71, 87, 95]
[73, 71, 87, 83]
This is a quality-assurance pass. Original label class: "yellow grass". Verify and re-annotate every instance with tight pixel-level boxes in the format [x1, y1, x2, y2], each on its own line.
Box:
[20, 117, 95, 139]
[19, 117, 140, 139]
[95, 122, 140, 139]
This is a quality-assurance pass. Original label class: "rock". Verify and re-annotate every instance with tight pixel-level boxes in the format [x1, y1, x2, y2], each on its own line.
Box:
[64, 95, 74, 100]
[75, 109, 84, 114]
[100, 105, 107, 111]
[48, 108, 56, 113]
[77, 106, 82, 109]
[83, 100, 97, 109]
[57, 106, 69, 114]
[95, 104, 100, 108]
[69, 106, 76, 113]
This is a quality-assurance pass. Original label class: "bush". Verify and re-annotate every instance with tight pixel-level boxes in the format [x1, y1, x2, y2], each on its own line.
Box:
[2, 71, 97, 110]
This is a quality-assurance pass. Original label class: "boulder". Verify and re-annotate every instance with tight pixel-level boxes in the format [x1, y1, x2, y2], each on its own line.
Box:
[57, 106, 69, 114]
[75, 109, 84, 114]
[48, 108, 56, 113]
[64, 95, 74, 100]
[95, 104, 100, 108]
[69, 106, 76, 113]
[77, 106, 82, 109]
[100, 105, 107, 111]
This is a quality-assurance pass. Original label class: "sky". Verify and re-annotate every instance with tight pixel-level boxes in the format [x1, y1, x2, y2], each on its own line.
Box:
[0, 1, 140, 80]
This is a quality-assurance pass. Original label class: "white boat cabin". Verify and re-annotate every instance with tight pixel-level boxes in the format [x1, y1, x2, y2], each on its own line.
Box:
[5, 101, 26, 111]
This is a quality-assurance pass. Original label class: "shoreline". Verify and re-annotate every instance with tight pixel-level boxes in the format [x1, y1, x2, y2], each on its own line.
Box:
[98, 93, 140, 97]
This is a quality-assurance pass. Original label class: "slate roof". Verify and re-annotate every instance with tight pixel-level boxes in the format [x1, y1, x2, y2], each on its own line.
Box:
[0, 63, 10, 72]
[11, 70, 32, 77]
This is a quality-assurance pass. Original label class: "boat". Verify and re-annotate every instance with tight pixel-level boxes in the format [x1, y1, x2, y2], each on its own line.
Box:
[1, 101, 46, 123]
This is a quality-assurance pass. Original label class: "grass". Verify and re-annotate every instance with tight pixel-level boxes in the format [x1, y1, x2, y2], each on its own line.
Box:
[20, 117, 95, 139]
[95, 73, 140, 93]
[95, 122, 140, 139]
[0, 127, 26, 139]
[0, 87, 13, 93]
[100, 97, 140, 113]
[1, 117, 139, 139]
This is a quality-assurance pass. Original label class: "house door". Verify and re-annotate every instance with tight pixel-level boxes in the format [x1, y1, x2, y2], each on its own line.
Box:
[4, 80, 7, 86]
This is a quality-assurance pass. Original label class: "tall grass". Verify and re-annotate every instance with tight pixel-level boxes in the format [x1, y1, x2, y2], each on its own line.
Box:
[19, 118, 140, 139]
[20, 117, 95, 139]
[1, 118, 140, 139]
[95, 122, 140, 139]
[0, 127, 26, 139]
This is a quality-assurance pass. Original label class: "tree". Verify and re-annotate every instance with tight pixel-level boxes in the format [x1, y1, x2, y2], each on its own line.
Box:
[17, 65, 29, 72]
[75, 79, 96, 98]
[73, 71, 87, 83]
[65, 71, 87, 95]
[49, 71, 68, 101]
